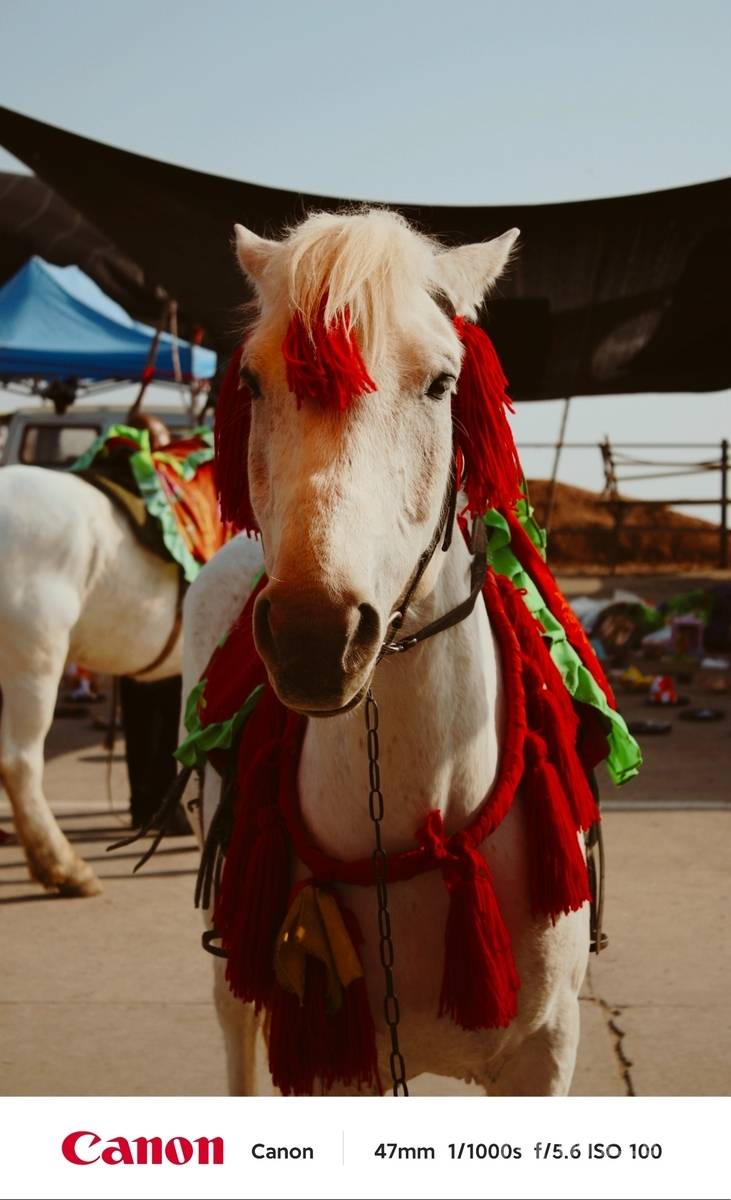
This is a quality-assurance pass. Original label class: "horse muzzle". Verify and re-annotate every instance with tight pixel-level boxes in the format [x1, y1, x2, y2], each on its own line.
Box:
[253, 582, 382, 713]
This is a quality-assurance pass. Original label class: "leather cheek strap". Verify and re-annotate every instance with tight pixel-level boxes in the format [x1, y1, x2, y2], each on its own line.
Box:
[378, 468, 487, 661]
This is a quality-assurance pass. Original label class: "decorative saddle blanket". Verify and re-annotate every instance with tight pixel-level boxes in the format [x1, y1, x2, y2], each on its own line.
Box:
[71, 424, 226, 582]
[172, 314, 641, 1096]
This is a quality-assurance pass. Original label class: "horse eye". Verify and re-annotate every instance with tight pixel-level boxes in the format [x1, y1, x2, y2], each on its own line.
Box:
[239, 366, 261, 398]
[426, 372, 455, 401]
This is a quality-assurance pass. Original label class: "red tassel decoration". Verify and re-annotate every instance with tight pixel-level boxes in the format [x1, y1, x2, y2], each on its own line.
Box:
[576, 706, 611, 775]
[212, 708, 293, 1008]
[268, 959, 331, 1096]
[267, 900, 379, 1096]
[282, 304, 376, 411]
[332, 903, 379, 1090]
[214, 794, 291, 1009]
[498, 579, 600, 833]
[214, 346, 258, 534]
[522, 732, 593, 920]
[439, 850, 520, 1029]
[537, 687, 600, 832]
[452, 316, 523, 515]
[417, 812, 520, 1029]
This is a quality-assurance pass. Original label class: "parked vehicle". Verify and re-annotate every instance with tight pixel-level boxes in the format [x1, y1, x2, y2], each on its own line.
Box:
[0, 405, 206, 468]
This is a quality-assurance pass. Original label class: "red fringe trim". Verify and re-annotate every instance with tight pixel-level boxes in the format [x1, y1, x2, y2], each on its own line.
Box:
[417, 813, 520, 1030]
[213, 347, 258, 535]
[452, 317, 523, 516]
[538, 687, 600, 832]
[268, 899, 379, 1095]
[213, 765, 291, 1010]
[522, 733, 593, 919]
[497, 579, 600, 835]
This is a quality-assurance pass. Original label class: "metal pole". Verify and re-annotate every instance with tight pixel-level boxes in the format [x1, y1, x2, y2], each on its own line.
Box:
[544, 397, 571, 535]
[127, 298, 170, 421]
[721, 438, 729, 570]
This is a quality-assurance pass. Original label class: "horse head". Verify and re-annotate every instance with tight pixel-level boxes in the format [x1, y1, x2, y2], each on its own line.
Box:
[221, 208, 519, 714]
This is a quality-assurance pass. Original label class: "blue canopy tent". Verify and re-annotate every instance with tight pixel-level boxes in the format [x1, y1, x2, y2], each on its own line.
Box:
[0, 257, 216, 382]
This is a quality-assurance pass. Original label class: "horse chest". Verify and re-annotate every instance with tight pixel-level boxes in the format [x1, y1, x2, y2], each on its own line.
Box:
[292, 794, 534, 1010]
[297, 704, 501, 860]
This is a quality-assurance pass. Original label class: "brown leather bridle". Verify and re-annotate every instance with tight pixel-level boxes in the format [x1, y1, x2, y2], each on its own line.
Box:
[378, 471, 487, 660]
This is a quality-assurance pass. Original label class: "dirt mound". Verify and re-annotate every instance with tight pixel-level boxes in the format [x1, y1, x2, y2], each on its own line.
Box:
[526, 479, 728, 571]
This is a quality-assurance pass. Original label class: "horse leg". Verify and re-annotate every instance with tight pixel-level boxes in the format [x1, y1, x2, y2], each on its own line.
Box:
[0, 661, 102, 897]
[212, 957, 275, 1095]
[478, 997, 581, 1096]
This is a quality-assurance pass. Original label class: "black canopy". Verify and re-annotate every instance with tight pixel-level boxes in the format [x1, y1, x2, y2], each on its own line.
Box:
[1, 105, 729, 400]
[0, 170, 164, 326]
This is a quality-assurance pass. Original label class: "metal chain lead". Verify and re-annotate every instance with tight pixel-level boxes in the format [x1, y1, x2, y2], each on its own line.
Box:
[365, 688, 409, 1096]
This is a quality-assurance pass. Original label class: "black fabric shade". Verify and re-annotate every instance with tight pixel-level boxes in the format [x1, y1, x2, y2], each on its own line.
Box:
[0, 170, 165, 326]
[2, 106, 730, 400]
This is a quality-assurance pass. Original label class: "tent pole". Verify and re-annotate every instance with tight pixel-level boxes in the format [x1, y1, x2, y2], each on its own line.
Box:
[544, 396, 571, 535]
[127, 298, 170, 421]
[720, 438, 729, 570]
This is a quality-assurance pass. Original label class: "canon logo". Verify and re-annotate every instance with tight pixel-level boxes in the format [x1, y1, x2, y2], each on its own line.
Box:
[61, 1131, 224, 1166]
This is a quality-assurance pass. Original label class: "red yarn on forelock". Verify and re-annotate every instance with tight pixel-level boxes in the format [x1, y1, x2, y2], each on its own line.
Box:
[282, 304, 376, 411]
[214, 308, 375, 534]
[452, 316, 523, 516]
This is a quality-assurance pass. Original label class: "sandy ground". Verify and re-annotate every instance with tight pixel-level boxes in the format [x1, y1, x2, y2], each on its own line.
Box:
[1, 618, 729, 1097]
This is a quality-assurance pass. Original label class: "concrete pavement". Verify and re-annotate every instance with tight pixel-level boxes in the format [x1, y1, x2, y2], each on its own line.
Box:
[1, 709, 728, 1096]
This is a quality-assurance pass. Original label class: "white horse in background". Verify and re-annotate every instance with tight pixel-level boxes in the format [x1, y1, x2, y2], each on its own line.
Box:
[0, 466, 182, 896]
[183, 208, 589, 1096]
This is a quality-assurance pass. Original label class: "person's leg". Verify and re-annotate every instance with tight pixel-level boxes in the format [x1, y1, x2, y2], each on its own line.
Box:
[120, 675, 184, 827]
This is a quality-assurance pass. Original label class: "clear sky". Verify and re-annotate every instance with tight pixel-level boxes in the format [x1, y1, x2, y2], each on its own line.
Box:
[0, 0, 729, 515]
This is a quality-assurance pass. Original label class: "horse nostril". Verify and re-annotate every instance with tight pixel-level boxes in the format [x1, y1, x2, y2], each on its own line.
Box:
[253, 594, 273, 657]
[356, 603, 380, 648]
[341, 603, 380, 673]
[347, 603, 380, 667]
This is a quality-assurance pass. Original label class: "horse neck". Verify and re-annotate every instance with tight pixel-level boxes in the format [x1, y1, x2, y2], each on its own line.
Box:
[298, 531, 504, 857]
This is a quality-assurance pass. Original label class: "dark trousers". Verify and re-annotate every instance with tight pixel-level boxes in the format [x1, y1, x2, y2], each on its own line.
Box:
[119, 675, 182, 826]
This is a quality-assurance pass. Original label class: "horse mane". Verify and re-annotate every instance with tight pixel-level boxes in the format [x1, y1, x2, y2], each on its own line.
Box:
[279, 207, 441, 362]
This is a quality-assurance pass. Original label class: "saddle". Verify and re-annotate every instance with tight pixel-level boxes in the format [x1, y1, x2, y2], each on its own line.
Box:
[70, 423, 227, 583]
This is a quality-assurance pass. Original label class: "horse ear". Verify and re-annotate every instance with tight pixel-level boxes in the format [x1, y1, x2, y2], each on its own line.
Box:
[435, 228, 520, 318]
[233, 224, 279, 287]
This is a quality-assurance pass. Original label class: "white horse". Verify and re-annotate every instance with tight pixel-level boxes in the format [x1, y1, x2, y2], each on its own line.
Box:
[183, 208, 588, 1095]
[0, 466, 182, 896]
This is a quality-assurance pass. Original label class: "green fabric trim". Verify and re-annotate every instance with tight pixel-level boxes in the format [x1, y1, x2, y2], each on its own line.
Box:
[182, 679, 207, 737]
[175, 682, 264, 768]
[484, 508, 642, 785]
[69, 423, 149, 472]
[127, 447, 202, 583]
[514, 478, 547, 558]
[70, 423, 210, 583]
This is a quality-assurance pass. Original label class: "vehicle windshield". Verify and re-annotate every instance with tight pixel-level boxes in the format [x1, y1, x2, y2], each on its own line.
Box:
[19, 424, 102, 467]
